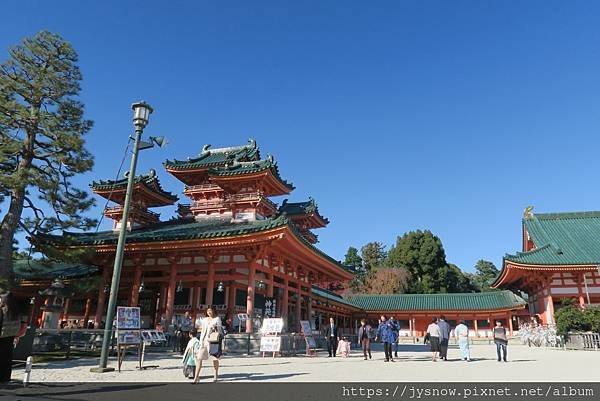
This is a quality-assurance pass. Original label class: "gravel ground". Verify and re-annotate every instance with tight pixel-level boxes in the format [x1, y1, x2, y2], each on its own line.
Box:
[11, 344, 600, 383]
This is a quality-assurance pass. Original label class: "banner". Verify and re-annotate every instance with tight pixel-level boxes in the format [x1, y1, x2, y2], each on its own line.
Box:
[263, 297, 277, 318]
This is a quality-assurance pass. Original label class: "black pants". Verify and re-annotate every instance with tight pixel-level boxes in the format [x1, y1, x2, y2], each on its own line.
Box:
[383, 342, 393, 361]
[439, 338, 449, 359]
[361, 339, 371, 358]
[0, 336, 14, 383]
[179, 331, 189, 355]
[327, 337, 338, 356]
[496, 342, 507, 361]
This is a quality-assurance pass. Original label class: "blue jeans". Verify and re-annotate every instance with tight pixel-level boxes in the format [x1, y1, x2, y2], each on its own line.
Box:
[496, 342, 507, 361]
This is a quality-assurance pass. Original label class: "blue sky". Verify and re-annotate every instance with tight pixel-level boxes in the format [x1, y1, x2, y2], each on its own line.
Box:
[2, 1, 600, 272]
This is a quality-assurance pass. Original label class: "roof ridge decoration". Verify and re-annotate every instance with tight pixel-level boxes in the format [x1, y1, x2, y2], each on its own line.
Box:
[200, 138, 257, 157]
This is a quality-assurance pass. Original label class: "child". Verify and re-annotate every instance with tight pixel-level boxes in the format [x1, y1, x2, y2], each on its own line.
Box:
[182, 329, 199, 378]
[336, 336, 351, 358]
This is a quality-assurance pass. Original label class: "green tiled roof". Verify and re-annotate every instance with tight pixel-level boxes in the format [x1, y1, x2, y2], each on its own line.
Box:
[279, 197, 329, 224]
[208, 156, 294, 191]
[343, 291, 526, 311]
[13, 259, 99, 280]
[35, 216, 352, 276]
[505, 210, 600, 265]
[164, 139, 260, 170]
[37, 215, 290, 247]
[91, 169, 178, 203]
[311, 286, 361, 309]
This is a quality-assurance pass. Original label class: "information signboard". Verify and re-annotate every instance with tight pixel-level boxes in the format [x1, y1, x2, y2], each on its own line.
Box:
[300, 320, 312, 336]
[261, 318, 284, 334]
[259, 336, 281, 352]
[117, 306, 141, 329]
[117, 330, 141, 344]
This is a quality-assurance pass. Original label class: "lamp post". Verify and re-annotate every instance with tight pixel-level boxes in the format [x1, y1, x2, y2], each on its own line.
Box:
[91, 101, 154, 373]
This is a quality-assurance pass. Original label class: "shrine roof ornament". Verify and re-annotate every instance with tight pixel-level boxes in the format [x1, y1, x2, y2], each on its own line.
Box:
[90, 169, 179, 205]
[164, 138, 260, 170]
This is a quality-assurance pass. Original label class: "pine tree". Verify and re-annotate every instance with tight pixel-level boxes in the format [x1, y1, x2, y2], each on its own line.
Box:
[0, 31, 96, 279]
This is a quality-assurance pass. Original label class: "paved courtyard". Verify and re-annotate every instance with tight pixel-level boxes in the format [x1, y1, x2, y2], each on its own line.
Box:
[12, 344, 600, 383]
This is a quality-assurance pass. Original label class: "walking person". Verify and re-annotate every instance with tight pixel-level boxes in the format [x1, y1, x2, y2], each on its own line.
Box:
[426, 317, 441, 362]
[493, 320, 508, 362]
[454, 320, 470, 362]
[182, 329, 200, 379]
[389, 316, 400, 358]
[376, 315, 394, 362]
[357, 319, 373, 360]
[437, 315, 451, 361]
[179, 311, 193, 355]
[193, 307, 224, 383]
[324, 317, 339, 357]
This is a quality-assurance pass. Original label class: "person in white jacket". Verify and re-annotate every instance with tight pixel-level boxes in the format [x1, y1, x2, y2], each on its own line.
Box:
[193, 307, 223, 383]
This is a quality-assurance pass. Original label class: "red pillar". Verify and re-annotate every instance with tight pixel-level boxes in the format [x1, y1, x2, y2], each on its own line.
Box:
[227, 283, 236, 316]
[246, 263, 256, 333]
[206, 263, 215, 307]
[165, 264, 177, 327]
[130, 264, 142, 306]
[83, 297, 92, 327]
[507, 312, 514, 336]
[473, 319, 479, 337]
[94, 267, 111, 328]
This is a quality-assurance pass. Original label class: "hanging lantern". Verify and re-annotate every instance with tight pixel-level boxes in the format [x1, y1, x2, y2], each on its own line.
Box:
[176, 281, 183, 293]
[216, 281, 225, 292]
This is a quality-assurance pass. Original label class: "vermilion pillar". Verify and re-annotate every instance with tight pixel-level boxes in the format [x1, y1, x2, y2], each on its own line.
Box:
[267, 273, 274, 298]
[507, 312, 514, 335]
[206, 263, 215, 306]
[246, 264, 256, 333]
[130, 264, 142, 306]
[83, 298, 92, 327]
[473, 319, 479, 337]
[94, 267, 111, 328]
[165, 263, 177, 327]
[228, 282, 236, 315]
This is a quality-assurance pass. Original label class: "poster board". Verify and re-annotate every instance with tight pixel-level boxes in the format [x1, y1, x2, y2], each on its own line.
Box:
[117, 330, 141, 344]
[260, 336, 281, 352]
[261, 318, 284, 334]
[300, 320, 313, 336]
[117, 307, 141, 329]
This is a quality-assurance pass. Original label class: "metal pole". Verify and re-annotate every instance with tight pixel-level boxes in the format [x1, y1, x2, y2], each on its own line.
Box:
[91, 127, 143, 373]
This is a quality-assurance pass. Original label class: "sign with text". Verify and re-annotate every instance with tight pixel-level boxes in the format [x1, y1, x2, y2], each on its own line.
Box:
[259, 335, 281, 352]
[263, 297, 277, 318]
[117, 330, 141, 344]
[261, 318, 284, 334]
[117, 306, 141, 329]
[300, 320, 312, 336]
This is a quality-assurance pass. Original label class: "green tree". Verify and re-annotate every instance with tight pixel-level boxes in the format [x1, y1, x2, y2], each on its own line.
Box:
[555, 299, 590, 336]
[0, 31, 96, 279]
[361, 242, 386, 272]
[343, 246, 365, 293]
[386, 230, 447, 293]
[445, 263, 478, 293]
[471, 259, 500, 291]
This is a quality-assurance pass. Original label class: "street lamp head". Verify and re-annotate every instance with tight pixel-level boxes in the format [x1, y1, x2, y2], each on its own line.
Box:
[131, 101, 153, 130]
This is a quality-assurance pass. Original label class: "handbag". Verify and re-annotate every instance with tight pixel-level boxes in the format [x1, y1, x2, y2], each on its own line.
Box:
[208, 325, 223, 344]
[209, 341, 222, 358]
